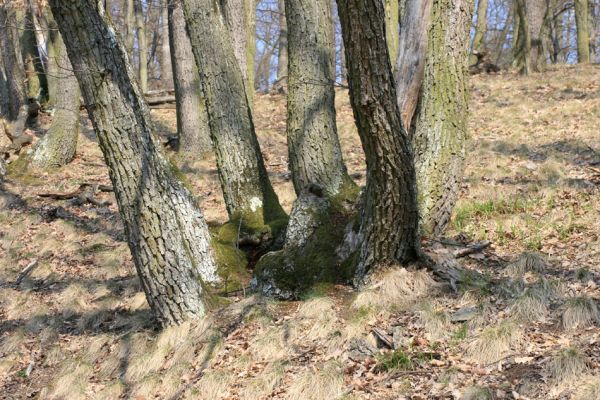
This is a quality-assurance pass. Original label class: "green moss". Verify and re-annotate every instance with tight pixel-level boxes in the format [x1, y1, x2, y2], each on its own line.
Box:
[211, 238, 249, 293]
[375, 348, 413, 372]
[167, 156, 195, 194]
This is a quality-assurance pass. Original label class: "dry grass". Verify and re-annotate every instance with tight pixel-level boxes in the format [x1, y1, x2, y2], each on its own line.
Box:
[285, 361, 345, 400]
[562, 296, 600, 330]
[419, 302, 451, 340]
[46, 360, 94, 400]
[353, 268, 439, 311]
[546, 347, 588, 385]
[191, 370, 235, 399]
[238, 360, 286, 400]
[467, 321, 522, 364]
[249, 326, 289, 361]
[505, 252, 547, 277]
[290, 297, 340, 347]
[462, 385, 495, 400]
[573, 376, 600, 400]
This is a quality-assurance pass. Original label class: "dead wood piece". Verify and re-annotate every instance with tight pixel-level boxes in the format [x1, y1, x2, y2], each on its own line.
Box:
[453, 241, 491, 258]
[38, 183, 113, 206]
[14, 259, 39, 287]
[145, 95, 176, 105]
[371, 327, 394, 349]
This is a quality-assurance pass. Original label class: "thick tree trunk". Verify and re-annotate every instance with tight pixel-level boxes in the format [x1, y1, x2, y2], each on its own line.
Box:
[385, 0, 399, 67]
[470, 0, 489, 65]
[135, 0, 148, 93]
[411, 0, 471, 236]
[168, 0, 212, 156]
[29, 13, 80, 168]
[48, 0, 218, 327]
[274, 0, 288, 93]
[182, 0, 286, 226]
[394, 0, 432, 131]
[219, 0, 255, 104]
[575, 0, 591, 63]
[285, 0, 351, 197]
[160, 0, 174, 88]
[514, 0, 547, 73]
[337, 0, 419, 278]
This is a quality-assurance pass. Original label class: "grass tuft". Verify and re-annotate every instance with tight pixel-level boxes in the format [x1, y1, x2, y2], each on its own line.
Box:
[375, 348, 413, 372]
[573, 376, 600, 400]
[506, 252, 546, 277]
[286, 361, 345, 399]
[419, 302, 450, 340]
[467, 321, 521, 364]
[562, 296, 599, 330]
[462, 385, 495, 400]
[546, 347, 587, 385]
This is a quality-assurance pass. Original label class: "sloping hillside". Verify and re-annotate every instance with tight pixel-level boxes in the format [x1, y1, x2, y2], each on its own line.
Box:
[0, 65, 599, 399]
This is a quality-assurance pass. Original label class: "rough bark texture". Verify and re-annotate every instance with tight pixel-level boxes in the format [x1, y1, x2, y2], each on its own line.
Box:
[285, 0, 351, 197]
[385, 0, 399, 67]
[30, 14, 80, 169]
[575, 0, 591, 63]
[514, 0, 547, 73]
[470, 0, 489, 65]
[394, 0, 432, 130]
[135, 0, 148, 93]
[219, 0, 255, 104]
[182, 0, 286, 225]
[513, 0, 531, 74]
[337, 0, 419, 278]
[0, 4, 26, 121]
[168, 0, 212, 156]
[411, 0, 471, 236]
[274, 0, 288, 93]
[21, 7, 47, 101]
[48, 0, 218, 327]
[160, 0, 174, 88]
[125, 0, 135, 53]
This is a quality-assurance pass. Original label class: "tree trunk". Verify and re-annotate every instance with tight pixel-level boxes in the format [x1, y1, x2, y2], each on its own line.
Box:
[337, 0, 419, 278]
[470, 0, 489, 65]
[394, 0, 432, 131]
[493, 2, 512, 65]
[21, 6, 47, 102]
[0, 4, 26, 121]
[285, 0, 352, 197]
[411, 0, 471, 236]
[161, 0, 174, 88]
[385, 0, 399, 67]
[48, 0, 218, 327]
[513, 0, 532, 74]
[125, 0, 135, 54]
[29, 12, 80, 168]
[135, 0, 148, 93]
[274, 0, 288, 93]
[168, 0, 212, 156]
[182, 0, 286, 227]
[514, 0, 547, 73]
[219, 0, 255, 104]
[575, 0, 591, 62]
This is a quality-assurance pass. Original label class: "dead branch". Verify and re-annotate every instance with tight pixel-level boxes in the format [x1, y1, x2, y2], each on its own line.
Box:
[371, 327, 394, 349]
[38, 183, 113, 206]
[453, 241, 491, 258]
[14, 259, 39, 287]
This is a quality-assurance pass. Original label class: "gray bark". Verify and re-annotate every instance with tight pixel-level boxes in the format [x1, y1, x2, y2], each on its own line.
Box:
[168, 0, 212, 156]
[161, 0, 174, 88]
[337, 0, 420, 278]
[182, 0, 285, 224]
[411, 0, 471, 236]
[135, 0, 148, 93]
[575, 0, 591, 63]
[48, 0, 218, 327]
[0, 4, 26, 121]
[470, 0, 489, 65]
[394, 0, 432, 131]
[30, 12, 80, 168]
[274, 0, 288, 93]
[285, 0, 351, 197]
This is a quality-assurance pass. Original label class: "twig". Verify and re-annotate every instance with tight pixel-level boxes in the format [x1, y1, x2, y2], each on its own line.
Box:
[14, 259, 39, 287]
[371, 327, 394, 349]
[454, 241, 491, 258]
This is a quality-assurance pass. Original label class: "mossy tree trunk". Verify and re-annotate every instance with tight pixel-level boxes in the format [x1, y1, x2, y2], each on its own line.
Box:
[219, 0, 256, 105]
[394, 0, 432, 130]
[575, 0, 591, 63]
[182, 0, 286, 229]
[135, 0, 148, 93]
[469, 0, 489, 65]
[168, 0, 212, 156]
[29, 12, 80, 168]
[411, 0, 471, 236]
[48, 0, 218, 327]
[337, 0, 420, 279]
[385, 0, 399, 67]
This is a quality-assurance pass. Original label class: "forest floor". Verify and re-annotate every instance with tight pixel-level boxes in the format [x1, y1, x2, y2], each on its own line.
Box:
[1, 64, 599, 400]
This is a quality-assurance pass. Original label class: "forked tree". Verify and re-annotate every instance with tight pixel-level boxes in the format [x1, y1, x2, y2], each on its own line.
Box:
[47, 0, 218, 327]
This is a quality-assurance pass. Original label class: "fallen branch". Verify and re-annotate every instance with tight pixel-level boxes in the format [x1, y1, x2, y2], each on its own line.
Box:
[371, 327, 394, 349]
[38, 183, 113, 206]
[14, 259, 39, 287]
[453, 241, 491, 258]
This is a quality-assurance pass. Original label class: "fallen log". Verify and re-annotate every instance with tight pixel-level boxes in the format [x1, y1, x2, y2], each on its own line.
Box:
[14, 259, 39, 287]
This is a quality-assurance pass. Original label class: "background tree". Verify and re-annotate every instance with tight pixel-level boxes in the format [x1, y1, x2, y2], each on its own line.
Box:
[135, 0, 148, 92]
[273, 0, 288, 93]
[29, 12, 80, 168]
[168, 0, 212, 156]
[161, 0, 174, 88]
[470, 0, 489, 65]
[575, 0, 591, 62]
[48, 0, 218, 327]
[385, 0, 399, 65]
[337, 0, 419, 278]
